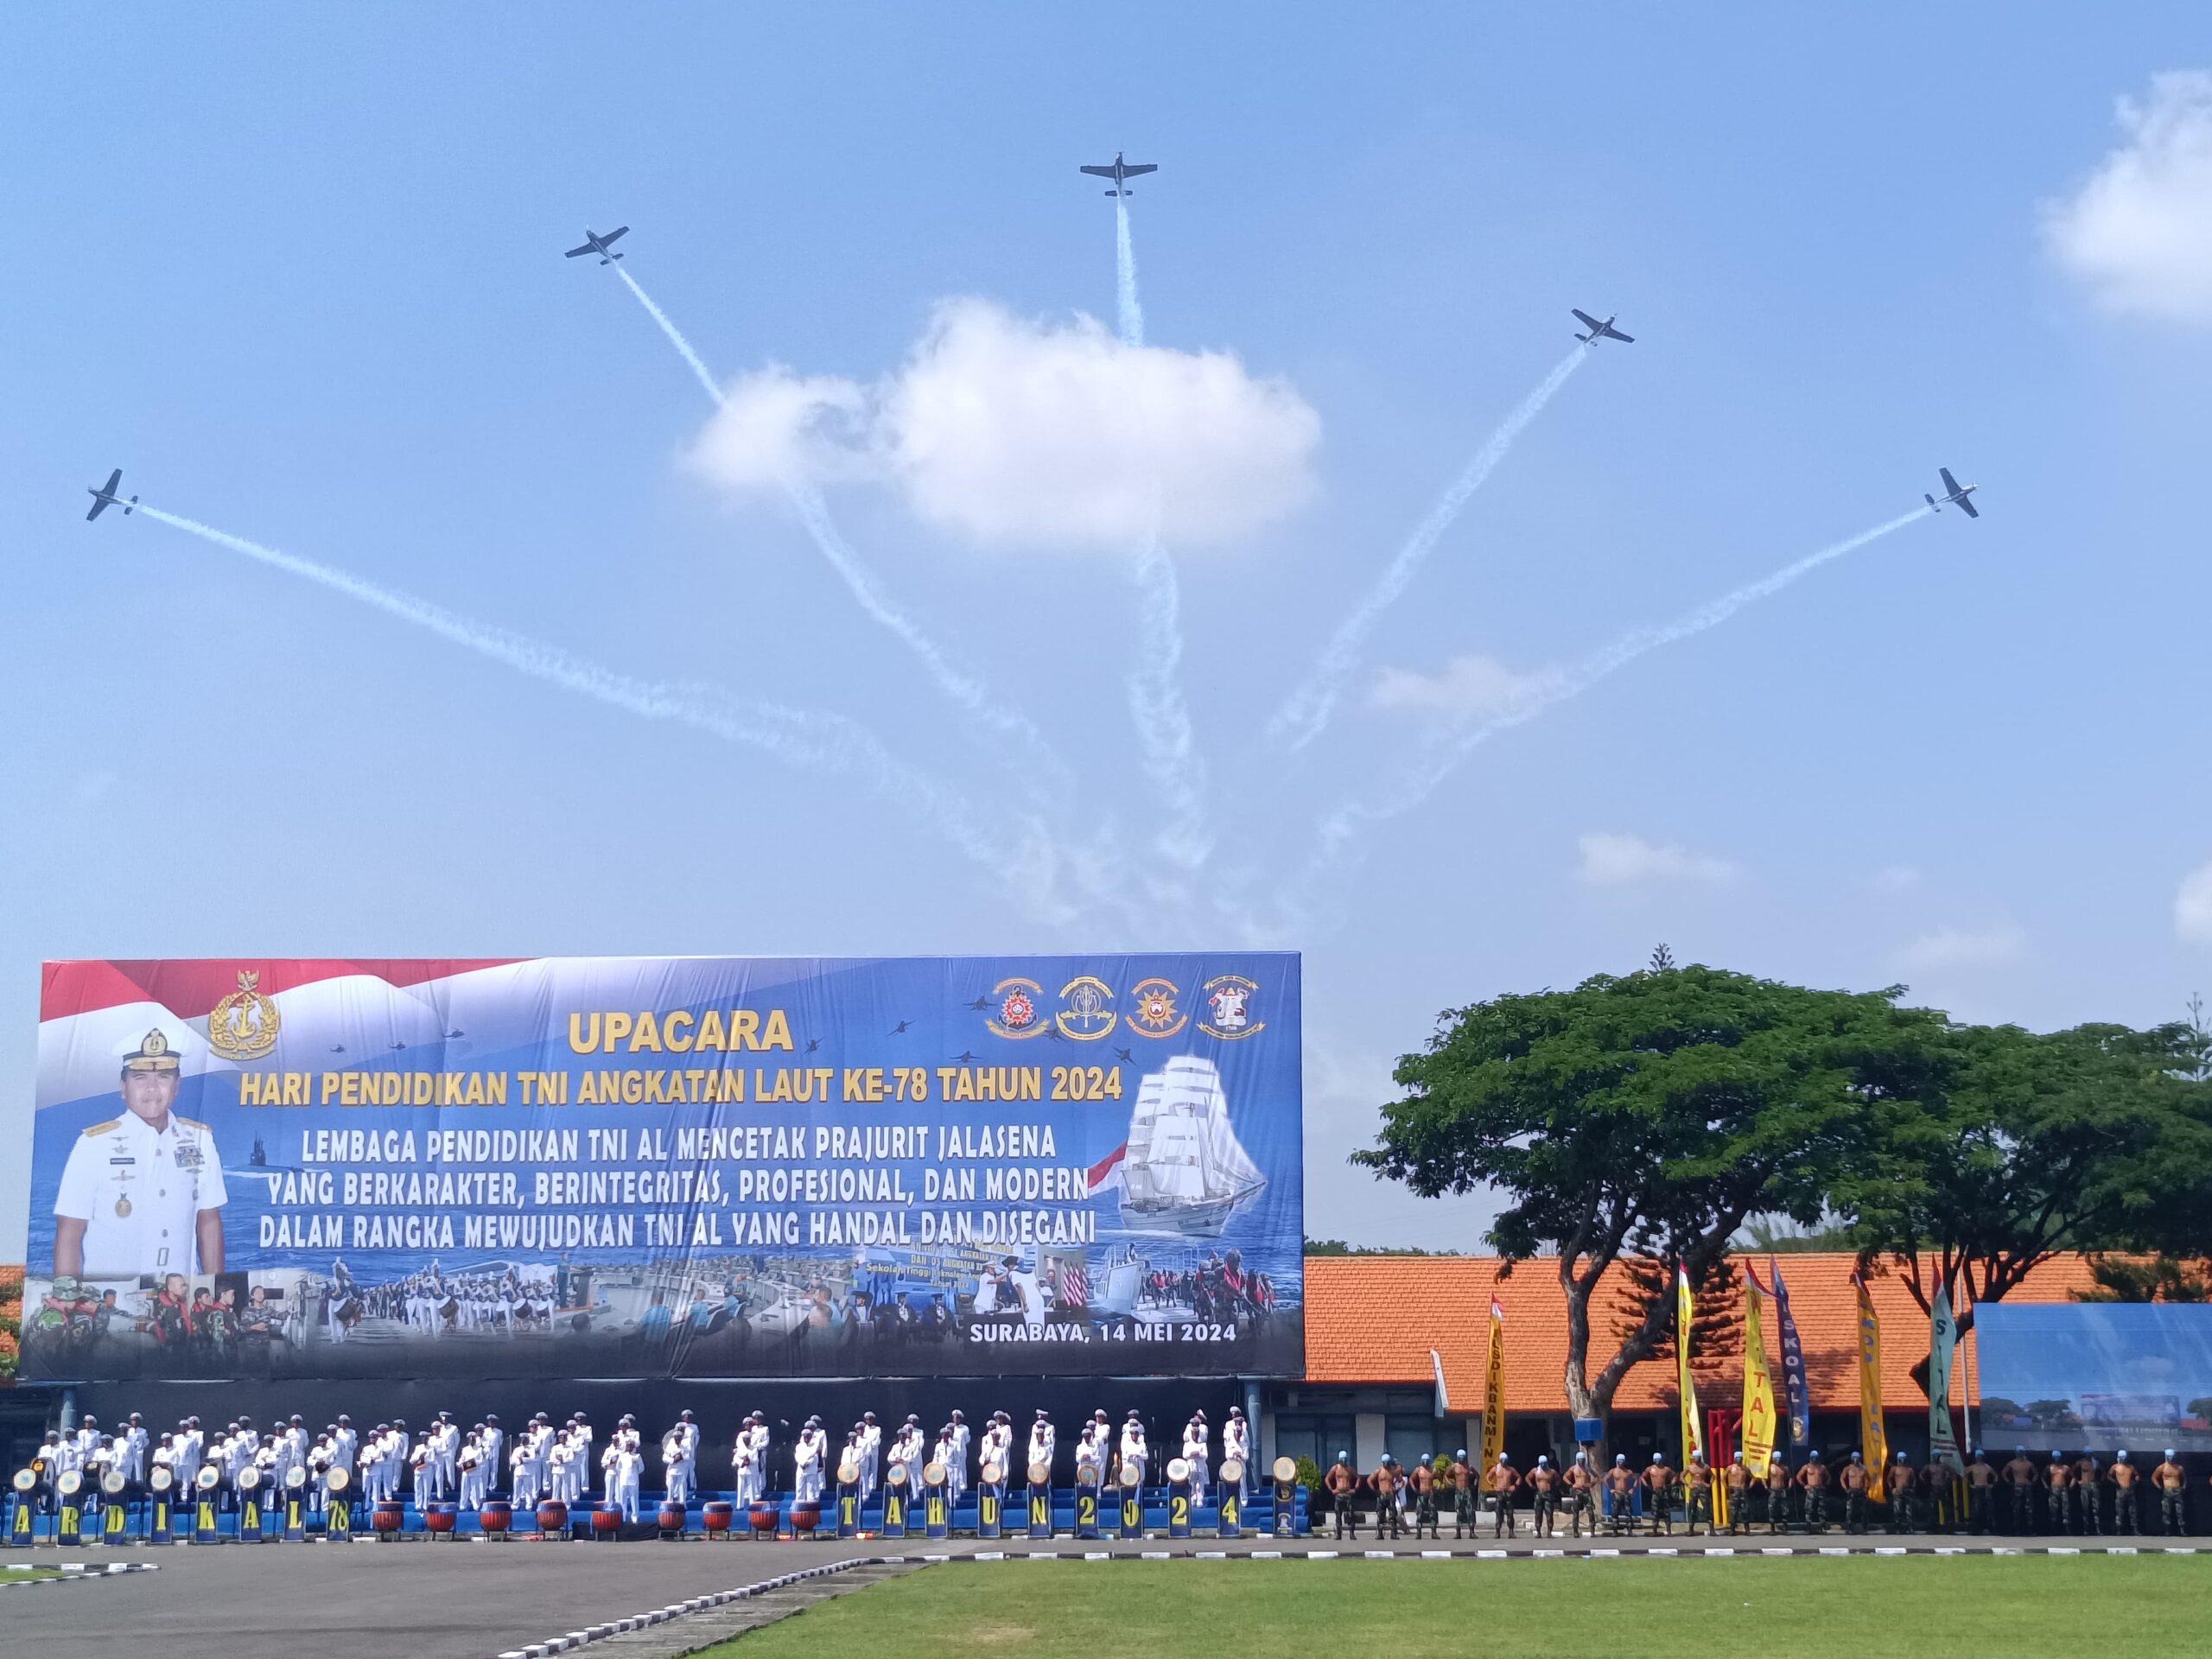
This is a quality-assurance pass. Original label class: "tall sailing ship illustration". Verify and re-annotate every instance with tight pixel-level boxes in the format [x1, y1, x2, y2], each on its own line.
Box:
[1118, 1056, 1267, 1237]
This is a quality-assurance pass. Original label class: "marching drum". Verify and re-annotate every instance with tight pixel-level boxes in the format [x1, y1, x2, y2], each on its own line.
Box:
[10, 1468, 35, 1494]
[196, 1465, 221, 1491]
[887, 1460, 909, 1488]
[103, 1470, 128, 1497]
[425, 1501, 460, 1538]
[1217, 1458, 1245, 1538]
[1272, 1456, 1298, 1484]
[238, 1465, 262, 1496]
[701, 1500, 734, 1535]
[658, 1499, 687, 1535]
[57, 1469, 84, 1498]
[979, 1460, 1003, 1486]
[836, 1458, 860, 1486]
[747, 1500, 778, 1536]
[1220, 1458, 1245, 1487]
[1120, 1465, 1142, 1490]
[326, 1466, 352, 1494]
[592, 1502, 623, 1539]
[1271, 1455, 1299, 1538]
[1027, 1459, 1051, 1486]
[285, 1466, 308, 1491]
[790, 1503, 820, 1537]
[371, 1498, 405, 1537]
[480, 1498, 513, 1537]
[1166, 1457, 1191, 1484]
[149, 1465, 174, 1494]
[535, 1498, 568, 1535]
[922, 1462, 948, 1488]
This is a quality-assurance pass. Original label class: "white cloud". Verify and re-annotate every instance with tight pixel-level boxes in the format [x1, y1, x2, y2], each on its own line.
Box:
[2177, 861, 2212, 944]
[1892, 924, 2029, 975]
[2044, 71, 2212, 324]
[1370, 653, 1552, 720]
[1574, 831, 1737, 889]
[687, 298, 1319, 552]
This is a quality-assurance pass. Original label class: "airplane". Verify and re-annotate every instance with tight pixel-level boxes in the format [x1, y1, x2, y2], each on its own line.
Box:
[1079, 152, 1157, 197]
[889, 1020, 912, 1034]
[1572, 308, 1634, 346]
[563, 226, 629, 264]
[966, 995, 993, 1012]
[1925, 467, 1980, 518]
[952, 1051, 980, 1066]
[86, 468, 137, 521]
[1113, 1046, 1135, 1065]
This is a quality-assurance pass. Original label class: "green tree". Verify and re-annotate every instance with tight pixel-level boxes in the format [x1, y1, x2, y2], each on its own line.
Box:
[2075, 1255, 2212, 1302]
[1842, 1020, 2212, 1389]
[1357, 962, 1948, 1452]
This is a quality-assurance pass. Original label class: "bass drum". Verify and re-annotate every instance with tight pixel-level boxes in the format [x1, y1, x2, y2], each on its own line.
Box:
[1027, 1460, 1051, 1486]
[1219, 1459, 1245, 1487]
[922, 1462, 948, 1490]
[1119, 1466, 1142, 1491]
[196, 1465, 222, 1491]
[325, 1466, 352, 1494]
[836, 1459, 860, 1485]
[103, 1470, 129, 1496]
[238, 1466, 262, 1494]
[57, 1470, 84, 1497]
[12, 1468, 38, 1494]
[979, 1461, 1004, 1487]
[149, 1465, 175, 1494]
[286, 1466, 309, 1491]
[1271, 1456, 1298, 1484]
[1166, 1457, 1192, 1484]
[1075, 1464, 1098, 1488]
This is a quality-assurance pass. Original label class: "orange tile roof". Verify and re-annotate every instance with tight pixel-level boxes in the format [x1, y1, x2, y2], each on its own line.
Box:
[1301, 1252, 2101, 1414]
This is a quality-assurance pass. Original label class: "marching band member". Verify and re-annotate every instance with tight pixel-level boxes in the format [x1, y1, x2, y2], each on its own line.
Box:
[72, 1414, 101, 1468]
[981, 1412, 1015, 1486]
[892, 1416, 927, 1501]
[857, 1412, 882, 1502]
[1076, 1413, 1108, 1484]
[1182, 1412, 1210, 1504]
[331, 1416, 358, 1493]
[572, 1412, 594, 1498]
[932, 1423, 959, 1490]
[306, 1433, 334, 1516]
[1118, 1411, 1148, 1491]
[480, 1415, 504, 1497]
[794, 1416, 827, 1504]
[733, 1414, 763, 1505]
[664, 1411, 699, 1506]
[123, 1414, 149, 1487]
[1028, 1410, 1057, 1484]
[607, 1432, 644, 1521]
[457, 1429, 487, 1510]
[175, 1417, 203, 1490]
[947, 1411, 972, 1503]
[149, 1432, 178, 1497]
[1223, 1408, 1250, 1500]
[434, 1412, 461, 1496]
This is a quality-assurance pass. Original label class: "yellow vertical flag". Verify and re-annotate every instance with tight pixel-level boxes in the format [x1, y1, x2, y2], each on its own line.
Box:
[1854, 1274, 1889, 1503]
[1741, 1272, 1778, 1478]
[1675, 1267, 1704, 1462]
[1480, 1297, 1506, 1477]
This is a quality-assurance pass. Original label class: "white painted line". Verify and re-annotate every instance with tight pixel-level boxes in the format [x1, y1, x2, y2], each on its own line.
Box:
[1364, 1550, 1395, 1560]
[1649, 1548, 1678, 1556]
[1935, 1548, 1965, 1555]
[1083, 1552, 1110, 1560]
[1477, 1549, 1507, 1559]
[2050, 1547, 2081, 1556]
[1704, 1548, 1735, 1556]
[1874, 1548, 1906, 1556]
[1533, 1549, 1564, 1558]
[1761, 1548, 1794, 1556]
[1307, 1549, 1340, 1560]
[1250, 1550, 1282, 1560]
[1141, 1550, 1171, 1560]
[1195, 1550, 1227, 1559]
[1591, 1548, 1620, 1557]
[1421, 1549, 1452, 1560]
[1819, 1548, 1850, 1556]
[2108, 1547, 2138, 1555]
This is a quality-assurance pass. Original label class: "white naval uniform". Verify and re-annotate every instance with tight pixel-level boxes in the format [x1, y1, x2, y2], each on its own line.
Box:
[857, 1422, 882, 1501]
[1222, 1420, 1250, 1497]
[52, 1110, 228, 1277]
[1119, 1427, 1147, 1490]
[664, 1423, 698, 1504]
[480, 1425, 504, 1496]
[793, 1431, 825, 1503]
[607, 1446, 643, 1520]
[733, 1437, 761, 1505]
[947, 1423, 972, 1500]
[1182, 1423, 1210, 1502]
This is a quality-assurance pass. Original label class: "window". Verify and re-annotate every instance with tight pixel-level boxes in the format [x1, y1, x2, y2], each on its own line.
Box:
[1273, 1414, 1354, 1471]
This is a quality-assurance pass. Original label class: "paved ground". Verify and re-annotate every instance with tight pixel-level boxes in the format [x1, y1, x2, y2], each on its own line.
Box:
[3, 1531, 2201, 1657]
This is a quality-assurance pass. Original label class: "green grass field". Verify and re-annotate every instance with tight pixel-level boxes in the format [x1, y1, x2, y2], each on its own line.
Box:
[699, 1558, 2211, 1659]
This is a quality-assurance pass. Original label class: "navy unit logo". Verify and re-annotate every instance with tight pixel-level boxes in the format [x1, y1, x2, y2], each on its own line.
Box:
[207, 969, 281, 1062]
[1125, 977, 1187, 1039]
[987, 977, 1048, 1040]
[1199, 975, 1264, 1040]
[1054, 976, 1115, 1041]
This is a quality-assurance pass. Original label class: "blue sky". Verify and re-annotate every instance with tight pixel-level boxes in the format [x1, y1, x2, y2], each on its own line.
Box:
[6, 6, 2210, 1255]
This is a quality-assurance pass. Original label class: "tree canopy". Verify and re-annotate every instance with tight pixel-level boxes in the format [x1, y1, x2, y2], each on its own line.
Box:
[1357, 962, 1949, 1430]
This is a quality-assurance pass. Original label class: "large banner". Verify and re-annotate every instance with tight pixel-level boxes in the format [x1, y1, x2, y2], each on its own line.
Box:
[1978, 1304, 2212, 1452]
[22, 956, 1303, 1382]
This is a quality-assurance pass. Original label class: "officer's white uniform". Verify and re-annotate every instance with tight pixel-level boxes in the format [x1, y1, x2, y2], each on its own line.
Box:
[480, 1422, 504, 1496]
[1076, 1421, 1105, 1483]
[607, 1444, 643, 1520]
[1028, 1419, 1057, 1483]
[794, 1426, 826, 1503]
[733, 1433, 760, 1505]
[891, 1425, 926, 1500]
[856, 1417, 882, 1502]
[947, 1416, 972, 1501]
[1182, 1418, 1211, 1503]
[1222, 1413, 1250, 1498]
[1119, 1421, 1148, 1489]
[54, 1103, 227, 1277]
[664, 1420, 698, 1504]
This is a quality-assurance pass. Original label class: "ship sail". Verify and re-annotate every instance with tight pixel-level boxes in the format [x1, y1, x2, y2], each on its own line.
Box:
[1117, 1056, 1266, 1237]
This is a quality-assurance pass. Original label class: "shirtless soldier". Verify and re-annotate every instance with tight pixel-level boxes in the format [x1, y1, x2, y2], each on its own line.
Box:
[1408, 1454, 1439, 1539]
[1681, 1452, 1713, 1535]
[1965, 1447, 1996, 1534]
[1642, 1453, 1675, 1536]
[1922, 1452, 1956, 1534]
[1527, 1455, 1558, 1538]
[1449, 1449, 1477, 1539]
[2152, 1450, 2187, 1535]
[1886, 1452, 1915, 1534]
[1604, 1455, 1638, 1536]
[1564, 1452, 1597, 1537]
[1765, 1454, 1792, 1532]
[1325, 1452, 1358, 1540]
[1719, 1452, 1749, 1535]
[2072, 1450, 2101, 1536]
[1486, 1452, 1519, 1537]
[1840, 1451, 1871, 1533]
[2107, 1451, 2140, 1535]
[1796, 1449, 1829, 1531]
[1370, 1456, 1403, 1540]
[2044, 1451, 2072, 1535]
[2000, 1447, 2037, 1535]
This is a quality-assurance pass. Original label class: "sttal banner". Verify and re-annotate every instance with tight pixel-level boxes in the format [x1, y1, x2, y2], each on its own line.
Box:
[21, 955, 1303, 1382]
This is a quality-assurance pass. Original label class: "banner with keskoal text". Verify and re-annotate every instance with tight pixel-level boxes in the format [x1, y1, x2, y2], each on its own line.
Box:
[21, 955, 1302, 1381]
[1770, 1257, 1812, 1448]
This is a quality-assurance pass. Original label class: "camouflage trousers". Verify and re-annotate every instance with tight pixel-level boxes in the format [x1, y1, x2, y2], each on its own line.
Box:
[1531, 1491, 1556, 1535]
[1453, 1491, 1478, 1532]
[2162, 1487, 2187, 1535]
[2113, 1488, 2138, 1535]
[1567, 1491, 1596, 1535]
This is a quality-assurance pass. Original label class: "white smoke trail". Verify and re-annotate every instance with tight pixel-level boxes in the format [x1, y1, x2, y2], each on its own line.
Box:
[785, 481, 1074, 798]
[613, 265, 1071, 797]
[1268, 346, 1591, 753]
[1114, 196, 1145, 347]
[1301, 504, 1936, 886]
[136, 505, 1077, 922]
[1128, 537, 1211, 878]
[616, 265, 723, 406]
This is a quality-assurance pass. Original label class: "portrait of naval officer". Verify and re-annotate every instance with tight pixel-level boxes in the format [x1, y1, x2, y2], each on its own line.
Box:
[53, 1027, 228, 1279]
